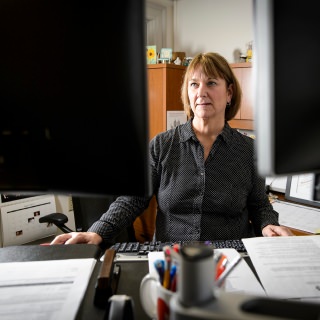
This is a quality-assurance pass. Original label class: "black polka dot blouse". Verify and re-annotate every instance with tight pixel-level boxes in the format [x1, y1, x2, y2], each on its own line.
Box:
[89, 119, 280, 244]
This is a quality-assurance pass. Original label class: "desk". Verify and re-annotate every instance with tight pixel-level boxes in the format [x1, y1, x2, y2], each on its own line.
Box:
[1, 244, 319, 319]
[0, 245, 255, 320]
[115, 260, 149, 319]
[0, 244, 149, 320]
[113, 256, 260, 320]
[114, 255, 320, 320]
[0, 243, 150, 320]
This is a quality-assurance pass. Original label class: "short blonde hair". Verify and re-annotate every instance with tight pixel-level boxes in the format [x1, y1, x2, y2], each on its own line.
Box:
[181, 52, 242, 121]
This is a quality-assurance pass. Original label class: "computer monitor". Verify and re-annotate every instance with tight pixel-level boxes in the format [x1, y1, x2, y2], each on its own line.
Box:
[253, 0, 320, 200]
[0, 0, 151, 198]
[253, 0, 320, 177]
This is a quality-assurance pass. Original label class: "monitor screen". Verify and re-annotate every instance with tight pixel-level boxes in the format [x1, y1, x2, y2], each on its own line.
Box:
[253, 0, 320, 178]
[0, 0, 151, 198]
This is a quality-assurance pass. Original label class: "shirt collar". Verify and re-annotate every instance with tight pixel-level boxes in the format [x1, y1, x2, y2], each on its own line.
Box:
[179, 119, 233, 145]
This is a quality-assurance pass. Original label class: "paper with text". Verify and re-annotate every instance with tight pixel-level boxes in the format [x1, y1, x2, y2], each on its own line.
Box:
[242, 236, 320, 301]
[0, 258, 96, 319]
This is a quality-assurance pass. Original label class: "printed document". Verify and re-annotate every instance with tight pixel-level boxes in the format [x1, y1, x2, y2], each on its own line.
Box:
[242, 236, 320, 302]
[0, 258, 96, 319]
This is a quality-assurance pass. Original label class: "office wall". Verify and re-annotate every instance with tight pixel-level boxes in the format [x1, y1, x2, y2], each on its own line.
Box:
[147, 0, 253, 63]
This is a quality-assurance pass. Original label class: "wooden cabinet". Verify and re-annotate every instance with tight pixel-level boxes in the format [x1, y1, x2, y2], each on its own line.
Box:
[228, 63, 254, 130]
[146, 64, 186, 140]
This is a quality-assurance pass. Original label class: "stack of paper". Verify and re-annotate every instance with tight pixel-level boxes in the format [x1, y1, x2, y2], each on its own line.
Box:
[272, 200, 320, 234]
[0, 258, 96, 319]
[242, 235, 320, 303]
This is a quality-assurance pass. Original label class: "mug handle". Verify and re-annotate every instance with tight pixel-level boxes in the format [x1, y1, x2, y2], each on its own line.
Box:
[139, 274, 158, 319]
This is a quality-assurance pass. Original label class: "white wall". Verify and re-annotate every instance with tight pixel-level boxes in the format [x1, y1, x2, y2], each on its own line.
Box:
[147, 0, 253, 63]
[174, 0, 253, 63]
[146, 0, 174, 50]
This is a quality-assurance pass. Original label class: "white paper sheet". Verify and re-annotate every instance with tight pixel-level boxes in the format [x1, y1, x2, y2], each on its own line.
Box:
[266, 176, 287, 193]
[272, 200, 320, 233]
[0, 258, 96, 319]
[148, 248, 265, 296]
[288, 174, 317, 201]
[242, 236, 320, 301]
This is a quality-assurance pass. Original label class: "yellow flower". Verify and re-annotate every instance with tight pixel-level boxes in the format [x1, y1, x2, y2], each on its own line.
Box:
[147, 48, 156, 60]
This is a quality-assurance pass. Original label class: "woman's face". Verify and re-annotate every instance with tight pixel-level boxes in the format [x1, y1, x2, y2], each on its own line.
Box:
[188, 66, 232, 121]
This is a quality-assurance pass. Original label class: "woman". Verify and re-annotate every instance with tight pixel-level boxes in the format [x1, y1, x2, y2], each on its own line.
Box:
[51, 52, 293, 246]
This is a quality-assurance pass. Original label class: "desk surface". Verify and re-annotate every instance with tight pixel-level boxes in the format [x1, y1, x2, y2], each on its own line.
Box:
[0, 244, 150, 319]
[115, 260, 150, 320]
[1, 244, 319, 319]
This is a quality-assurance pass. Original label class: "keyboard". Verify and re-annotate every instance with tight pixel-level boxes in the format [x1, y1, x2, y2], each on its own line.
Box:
[107, 239, 247, 261]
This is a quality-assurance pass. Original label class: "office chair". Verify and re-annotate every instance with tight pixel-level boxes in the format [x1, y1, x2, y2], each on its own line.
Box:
[39, 195, 136, 244]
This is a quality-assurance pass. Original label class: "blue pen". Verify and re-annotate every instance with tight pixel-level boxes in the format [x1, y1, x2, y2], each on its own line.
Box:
[170, 264, 177, 281]
[170, 264, 177, 292]
[154, 259, 165, 284]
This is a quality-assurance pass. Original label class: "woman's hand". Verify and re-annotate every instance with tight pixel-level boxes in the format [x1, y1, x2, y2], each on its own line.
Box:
[50, 232, 103, 245]
[262, 224, 295, 237]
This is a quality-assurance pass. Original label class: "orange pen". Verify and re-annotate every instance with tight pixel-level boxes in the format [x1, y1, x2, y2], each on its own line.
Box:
[215, 254, 228, 280]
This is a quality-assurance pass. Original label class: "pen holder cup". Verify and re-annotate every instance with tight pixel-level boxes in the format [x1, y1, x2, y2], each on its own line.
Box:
[177, 245, 216, 306]
[140, 274, 176, 320]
